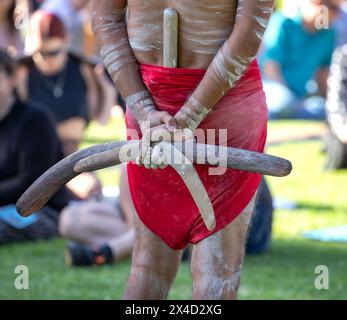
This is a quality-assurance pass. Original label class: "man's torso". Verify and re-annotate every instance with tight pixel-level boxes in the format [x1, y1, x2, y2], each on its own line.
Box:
[126, 0, 238, 69]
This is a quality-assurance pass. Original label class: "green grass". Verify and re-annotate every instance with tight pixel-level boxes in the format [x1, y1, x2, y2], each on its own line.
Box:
[1, 120, 347, 300]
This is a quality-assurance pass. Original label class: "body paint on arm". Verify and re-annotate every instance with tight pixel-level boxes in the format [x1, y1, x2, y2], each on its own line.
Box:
[91, 0, 156, 123]
[177, 0, 274, 128]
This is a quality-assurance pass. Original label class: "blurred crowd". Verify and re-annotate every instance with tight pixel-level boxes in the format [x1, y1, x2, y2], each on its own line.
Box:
[1, 0, 347, 267]
[261, 0, 347, 169]
[0, 0, 134, 266]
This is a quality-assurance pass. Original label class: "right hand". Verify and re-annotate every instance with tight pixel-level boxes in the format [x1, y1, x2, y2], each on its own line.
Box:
[137, 113, 194, 170]
[138, 109, 176, 136]
[137, 109, 176, 170]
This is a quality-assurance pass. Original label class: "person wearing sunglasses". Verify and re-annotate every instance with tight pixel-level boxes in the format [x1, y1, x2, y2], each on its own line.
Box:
[16, 10, 116, 200]
[41, 0, 90, 51]
[16, 11, 115, 155]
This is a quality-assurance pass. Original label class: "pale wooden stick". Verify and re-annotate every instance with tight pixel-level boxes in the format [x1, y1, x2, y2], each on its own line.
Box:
[163, 8, 178, 68]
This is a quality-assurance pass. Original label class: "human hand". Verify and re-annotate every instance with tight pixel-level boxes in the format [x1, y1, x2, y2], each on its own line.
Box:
[139, 109, 176, 135]
[137, 123, 194, 170]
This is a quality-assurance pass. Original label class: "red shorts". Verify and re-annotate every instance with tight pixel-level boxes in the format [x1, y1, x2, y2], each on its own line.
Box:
[125, 60, 268, 250]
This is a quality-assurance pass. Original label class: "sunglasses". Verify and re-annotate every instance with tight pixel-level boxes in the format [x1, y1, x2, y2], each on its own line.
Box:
[39, 48, 65, 58]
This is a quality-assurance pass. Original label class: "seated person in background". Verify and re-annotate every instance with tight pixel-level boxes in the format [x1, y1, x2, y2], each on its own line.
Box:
[259, 0, 340, 120]
[0, 49, 74, 244]
[324, 45, 347, 169]
[16, 10, 115, 156]
[16, 11, 116, 199]
[59, 166, 135, 266]
[0, 0, 25, 56]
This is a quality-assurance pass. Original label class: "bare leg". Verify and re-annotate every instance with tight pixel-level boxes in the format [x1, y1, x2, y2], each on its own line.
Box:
[59, 201, 127, 245]
[60, 166, 137, 260]
[191, 193, 257, 300]
[123, 214, 182, 300]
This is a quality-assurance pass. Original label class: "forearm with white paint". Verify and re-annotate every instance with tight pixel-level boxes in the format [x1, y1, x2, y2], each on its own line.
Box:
[177, 0, 275, 129]
[91, 0, 156, 122]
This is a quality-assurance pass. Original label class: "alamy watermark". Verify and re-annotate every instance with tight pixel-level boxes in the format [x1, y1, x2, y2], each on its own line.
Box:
[314, 265, 329, 290]
[14, 265, 29, 290]
[314, 5, 334, 30]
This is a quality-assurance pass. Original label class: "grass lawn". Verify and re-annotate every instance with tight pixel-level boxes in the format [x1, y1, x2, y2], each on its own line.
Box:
[1, 119, 347, 300]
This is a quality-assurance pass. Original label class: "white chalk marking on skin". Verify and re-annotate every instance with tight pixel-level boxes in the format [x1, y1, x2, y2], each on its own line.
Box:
[100, 40, 127, 53]
[128, 9, 163, 52]
[103, 49, 134, 67]
[207, 0, 274, 94]
[125, 91, 151, 107]
[193, 233, 242, 298]
[211, 51, 247, 93]
[236, 0, 274, 37]
[92, 7, 140, 82]
[92, 10, 126, 34]
[192, 194, 258, 298]
[179, 2, 236, 55]
[127, 1, 273, 56]
[125, 90, 155, 122]
[127, 1, 238, 55]
[176, 3, 275, 108]
[176, 96, 211, 131]
[107, 56, 137, 74]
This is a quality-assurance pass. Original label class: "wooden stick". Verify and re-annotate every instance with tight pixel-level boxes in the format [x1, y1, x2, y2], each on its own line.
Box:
[16, 140, 292, 217]
[163, 8, 178, 67]
[73, 141, 293, 178]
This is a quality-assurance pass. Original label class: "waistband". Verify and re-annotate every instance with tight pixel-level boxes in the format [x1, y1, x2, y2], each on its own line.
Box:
[139, 60, 263, 104]
[140, 60, 263, 113]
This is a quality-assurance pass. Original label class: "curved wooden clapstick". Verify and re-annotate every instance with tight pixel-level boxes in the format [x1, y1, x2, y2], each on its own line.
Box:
[74, 141, 293, 178]
[74, 141, 140, 173]
[16, 141, 128, 217]
[73, 141, 292, 233]
[17, 140, 292, 218]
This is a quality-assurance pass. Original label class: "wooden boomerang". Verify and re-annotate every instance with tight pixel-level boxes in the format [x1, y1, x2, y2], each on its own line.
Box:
[16, 140, 292, 220]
